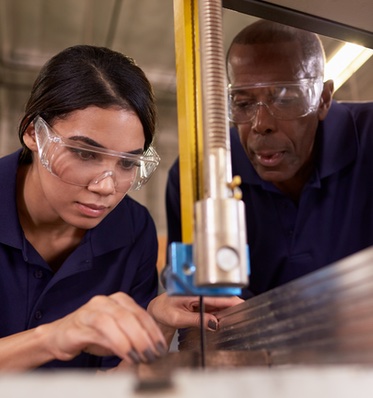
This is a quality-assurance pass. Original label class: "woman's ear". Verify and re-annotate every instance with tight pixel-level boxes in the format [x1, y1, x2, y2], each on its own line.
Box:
[22, 122, 38, 152]
[317, 79, 334, 121]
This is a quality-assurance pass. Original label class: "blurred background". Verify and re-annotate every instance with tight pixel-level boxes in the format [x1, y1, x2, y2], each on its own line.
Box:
[1, 0, 372, 264]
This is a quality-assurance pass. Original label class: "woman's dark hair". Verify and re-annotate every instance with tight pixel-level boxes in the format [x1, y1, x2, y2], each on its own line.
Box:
[18, 45, 157, 164]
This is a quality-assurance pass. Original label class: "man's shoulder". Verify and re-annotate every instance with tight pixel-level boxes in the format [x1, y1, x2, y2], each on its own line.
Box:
[327, 101, 373, 142]
[334, 100, 373, 117]
[336, 101, 373, 142]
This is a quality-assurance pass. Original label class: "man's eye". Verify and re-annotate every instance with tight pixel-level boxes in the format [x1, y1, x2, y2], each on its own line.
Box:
[274, 96, 298, 106]
[273, 87, 302, 103]
[271, 90, 298, 105]
[232, 98, 256, 109]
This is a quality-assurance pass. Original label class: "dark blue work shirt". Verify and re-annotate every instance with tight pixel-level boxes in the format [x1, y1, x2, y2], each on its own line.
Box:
[0, 150, 159, 369]
[166, 101, 373, 297]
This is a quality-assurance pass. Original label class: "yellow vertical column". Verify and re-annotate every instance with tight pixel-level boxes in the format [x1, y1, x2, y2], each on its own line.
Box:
[173, 0, 204, 244]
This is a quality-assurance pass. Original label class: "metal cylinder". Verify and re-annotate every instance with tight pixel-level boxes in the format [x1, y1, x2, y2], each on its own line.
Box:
[193, 0, 249, 288]
[198, 0, 232, 199]
[194, 197, 248, 287]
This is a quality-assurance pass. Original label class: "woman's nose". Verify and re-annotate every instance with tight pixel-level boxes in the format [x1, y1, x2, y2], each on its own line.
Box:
[87, 171, 117, 194]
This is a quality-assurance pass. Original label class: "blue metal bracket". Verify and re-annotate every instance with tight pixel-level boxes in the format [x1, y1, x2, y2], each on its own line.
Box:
[164, 242, 250, 296]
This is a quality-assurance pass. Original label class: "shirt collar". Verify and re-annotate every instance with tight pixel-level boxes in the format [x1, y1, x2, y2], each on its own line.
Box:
[89, 198, 136, 256]
[315, 100, 357, 178]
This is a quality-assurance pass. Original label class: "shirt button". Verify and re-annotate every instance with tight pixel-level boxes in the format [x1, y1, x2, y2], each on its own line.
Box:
[288, 230, 294, 236]
[34, 311, 43, 320]
[34, 269, 44, 279]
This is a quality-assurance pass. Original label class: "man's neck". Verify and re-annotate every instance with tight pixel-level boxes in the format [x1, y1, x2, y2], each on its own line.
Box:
[273, 160, 315, 204]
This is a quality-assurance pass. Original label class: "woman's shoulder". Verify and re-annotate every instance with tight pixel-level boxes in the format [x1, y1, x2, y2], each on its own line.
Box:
[120, 194, 151, 214]
[110, 194, 156, 233]
[90, 194, 157, 252]
[0, 150, 21, 167]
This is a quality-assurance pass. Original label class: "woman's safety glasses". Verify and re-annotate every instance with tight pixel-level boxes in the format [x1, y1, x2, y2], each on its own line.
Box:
[33, 116, 160, 193]
[228, 78, 324, 124]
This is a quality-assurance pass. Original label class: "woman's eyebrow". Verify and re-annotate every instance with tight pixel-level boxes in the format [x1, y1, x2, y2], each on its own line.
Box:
[69, 136, 104, 148]
[130, 149, 144, 155]
[68, 136, 144, 154]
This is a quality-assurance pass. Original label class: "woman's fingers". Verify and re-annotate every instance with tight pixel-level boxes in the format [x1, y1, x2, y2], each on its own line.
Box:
[148, 293, 244, 331]
[189, 296, 244, 331]
[200, 295, 245, 312]
[47, 293, 167, 365]
[108, 293, 168, 361]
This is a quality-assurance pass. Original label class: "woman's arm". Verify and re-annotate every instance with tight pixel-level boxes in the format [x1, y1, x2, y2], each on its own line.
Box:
[0, 292, 167, 371]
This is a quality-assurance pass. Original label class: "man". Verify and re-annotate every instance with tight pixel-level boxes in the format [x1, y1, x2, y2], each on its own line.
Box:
[166, 19, 373, 297]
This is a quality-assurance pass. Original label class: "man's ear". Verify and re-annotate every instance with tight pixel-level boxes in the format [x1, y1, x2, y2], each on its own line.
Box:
[317, 79, 334, 121]
[22, 122, 39, 152]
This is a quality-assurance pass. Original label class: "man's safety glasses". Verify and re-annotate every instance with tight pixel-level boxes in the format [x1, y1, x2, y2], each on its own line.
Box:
[33, 116, 160, 193]
[228, 78, 324, 123]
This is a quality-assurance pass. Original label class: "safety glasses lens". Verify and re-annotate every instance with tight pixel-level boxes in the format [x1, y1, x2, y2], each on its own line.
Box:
[33, 116, 160, 192]
[228, 79, 322, 123]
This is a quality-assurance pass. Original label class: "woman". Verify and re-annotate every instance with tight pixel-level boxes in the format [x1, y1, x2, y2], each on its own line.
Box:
[0, 45, 242, 371]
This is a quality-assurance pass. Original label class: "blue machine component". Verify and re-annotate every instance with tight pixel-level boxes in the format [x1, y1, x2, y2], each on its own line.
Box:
[164, 242, 250, 296]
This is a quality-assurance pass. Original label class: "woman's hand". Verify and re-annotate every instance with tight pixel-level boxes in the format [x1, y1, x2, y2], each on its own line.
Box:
[0, 292, 168, 371]
[42, 292, 168, 364]
[147, 293, 244, 345]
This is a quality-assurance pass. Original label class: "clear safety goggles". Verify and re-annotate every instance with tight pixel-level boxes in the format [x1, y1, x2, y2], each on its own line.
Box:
[33, 116, 160, 193]
[228, 78, 324, 123]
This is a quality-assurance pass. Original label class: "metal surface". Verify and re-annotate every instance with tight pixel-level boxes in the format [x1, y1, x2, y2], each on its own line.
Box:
[2, 366, 373, 398]
[136, 350, 269, 376]
[194, 198, 248, 287]
[223, 0, 373, 48]
[198, 0, 231, 200]
[179, 245, 373, 365]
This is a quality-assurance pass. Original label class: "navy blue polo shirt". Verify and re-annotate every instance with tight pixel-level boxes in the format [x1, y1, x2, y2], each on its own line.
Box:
[0, 150, 159, 369]
[166, 101, 373, 297]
